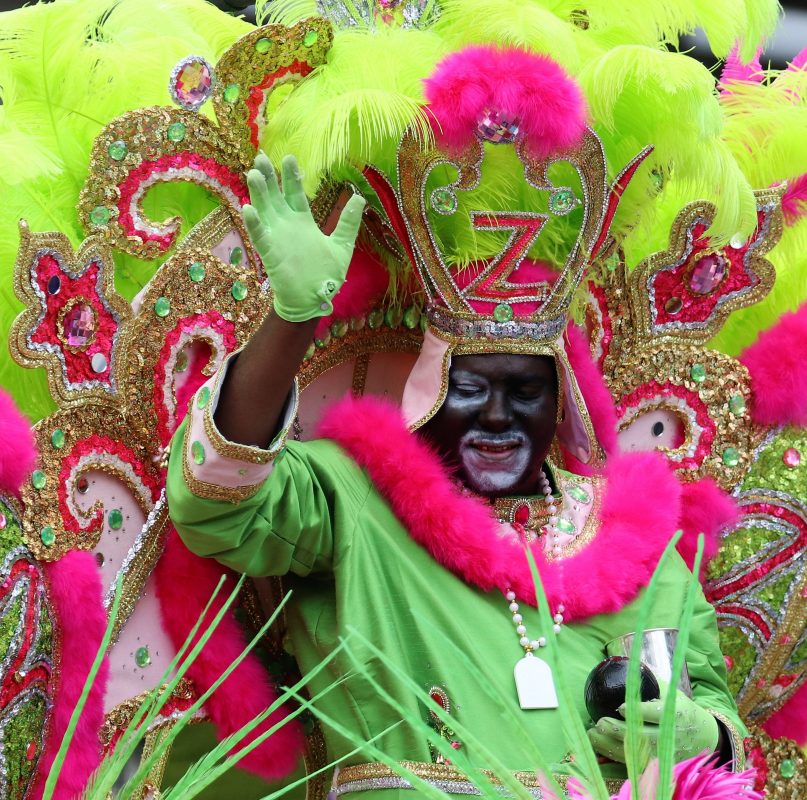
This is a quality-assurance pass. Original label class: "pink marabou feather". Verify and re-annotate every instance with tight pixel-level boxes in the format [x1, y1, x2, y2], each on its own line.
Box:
[719, 46, 763, 93]
[154, 529, 305, 781]
[763, 679, 807, 745]
[31, 553, 108, 800]
[740, 302, 807, 426]
[780, 173, 807, 225]
[317, 395, 681, 619]
[0, 388, 36, 496]
[423, 45, 587, 158]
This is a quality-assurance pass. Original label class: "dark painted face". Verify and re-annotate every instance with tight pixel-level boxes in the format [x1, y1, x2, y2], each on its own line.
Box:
[418, 353, 559, 498]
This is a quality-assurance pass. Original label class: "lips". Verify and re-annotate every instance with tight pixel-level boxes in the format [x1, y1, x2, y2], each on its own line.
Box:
[468, 440, 522, 462]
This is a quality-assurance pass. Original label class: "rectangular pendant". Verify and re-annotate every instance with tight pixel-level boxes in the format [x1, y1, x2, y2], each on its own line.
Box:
[514, 654, 559, 709]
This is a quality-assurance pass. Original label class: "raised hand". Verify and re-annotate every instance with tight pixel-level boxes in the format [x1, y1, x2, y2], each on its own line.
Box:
[242, 152, 366, 322]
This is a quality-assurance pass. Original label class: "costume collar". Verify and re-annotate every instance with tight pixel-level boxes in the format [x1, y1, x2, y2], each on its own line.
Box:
[317, 395, 682, 623]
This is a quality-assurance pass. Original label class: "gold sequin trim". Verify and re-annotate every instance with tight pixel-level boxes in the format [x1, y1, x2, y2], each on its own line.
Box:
[709, 708, 746, 771]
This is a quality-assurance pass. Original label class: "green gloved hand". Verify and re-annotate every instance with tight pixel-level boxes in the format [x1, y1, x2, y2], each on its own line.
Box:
[587, 683, 719, 764]
[242, 153, 366, 322]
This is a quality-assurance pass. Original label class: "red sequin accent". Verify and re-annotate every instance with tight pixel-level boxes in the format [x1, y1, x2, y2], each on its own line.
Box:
[246, 61, 314, 149]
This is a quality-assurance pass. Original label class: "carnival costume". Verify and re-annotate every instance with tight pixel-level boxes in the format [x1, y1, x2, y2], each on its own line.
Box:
[0, 0, 806, 798]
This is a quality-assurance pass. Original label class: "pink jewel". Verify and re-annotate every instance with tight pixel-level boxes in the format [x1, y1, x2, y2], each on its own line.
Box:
[63, 303, 96, 347]
[476, 109, 520, 144]
[0, 513, 5, 530]
[688, 252, 727, 294]
[172, 58, 213, 109]
[783, 447, 801, 468]
[724, 655, 734, 671]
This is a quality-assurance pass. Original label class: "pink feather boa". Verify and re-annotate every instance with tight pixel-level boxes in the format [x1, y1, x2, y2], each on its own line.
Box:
[317, 395, 681, 619]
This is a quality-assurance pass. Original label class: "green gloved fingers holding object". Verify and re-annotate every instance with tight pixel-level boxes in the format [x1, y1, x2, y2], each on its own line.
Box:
[242, 152, 366, 322]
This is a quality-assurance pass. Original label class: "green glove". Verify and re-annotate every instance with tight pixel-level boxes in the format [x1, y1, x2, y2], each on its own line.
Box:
[242, 153, 366, 322]
[586, 684, 719, 764]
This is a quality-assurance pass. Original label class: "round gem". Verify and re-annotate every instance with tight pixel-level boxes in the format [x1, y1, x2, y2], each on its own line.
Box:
[47, 275, 61, 295]
[567, 485, 590, 504]
[315, 332, 332, 349]
[107, 140, 127, 161]
[189, 261, 205, 282]
[722, 447, 740, 467]
[26, 740, 36, 761]
[783, 447, 801, 468]
[174, 350, 189, 374]
[688, 252, 727, 295]
[223, 83, 240, 103]
[231, 279, 248, 301]
[63, 303, 96, 347]
[40, 526, 55, 547]
[31, 471, 46, 490]
[91, 352, 108, 374]
[191, 440, 206, 465]
[135, 646, 151, 668]
[255, 37, 272, 53]
[385, 308, 403, 328]
[493, 303, 514, 323]
[50, 429, 65, 450]
[729, 394, 746, 416]
[549, 188, 577, 216]
[430, 188, 457, 215]
[89, 205, 111, 226]
[689, 363, 707, 383]
[167, 122, 186, 143]
[196, 386, 211, 409]
[664, 296, 683, 315]
[403, 307, 421, 329]
[0, 513, 5, 530]
[77, 477, 89, 494]
[730, 234, 746, 250]
[780, 759, 795, 779]
[331, 319, 348, 338]
[303, 30, 318, 46]
[556, 518, 576, 535]
[368, 310, 384, 329]
[172, 58, 213, 109]
[96, 552, 105, 567]
[350, 316, 366, 332]
[229, 246, 243, 265]
[154, 297, 171, 317]
[108, 508, 123, 530]
[724, 655, 734, 671]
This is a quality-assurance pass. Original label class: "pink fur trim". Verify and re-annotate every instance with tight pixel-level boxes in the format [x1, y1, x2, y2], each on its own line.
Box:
[780, 174, 807, 226]
[0, 389, 36, 497]
[317, 395, 681, 620]
[763, 679, 807, 744]
[155, 528, 305, 781]
[719, 46, 763, 93]
[423, 46, 587, 158]
[676, 479, 738, 576]
[740, 303, 807, 426]
[32, 553, 108, 800]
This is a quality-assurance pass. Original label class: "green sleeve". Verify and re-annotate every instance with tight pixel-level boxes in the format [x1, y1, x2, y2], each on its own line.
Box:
[166, 416, 370, 577]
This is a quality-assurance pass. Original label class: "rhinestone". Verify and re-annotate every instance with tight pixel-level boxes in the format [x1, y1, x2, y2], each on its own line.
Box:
[514, 503, 530, 525]
[549, 188, 577, 216]
[89, 205, 111, 226]
[780, 759, 795, 779]
[63, 303, 96, 347]
[689, 363, 707, 383]
[135, 646, 151, 668]
[566, 485, 590, 503]
[50, 429, 65, 449]
[196, 386, 211, 409]
[556, 518, 576, 534]
[783, 448, 801, 468]
[231, 279, 248, 301]
[350, 316, 366, 332]
[722, 447, 740, 467]
[368, 310, 384, 329]
[96, 552, 105, 567]
[403, 307, 421, 329]
[91, 352, 108, 374]
[303, 30, 318, 46]
[174, 350, 189, 373]
[223, 83, 240, 103]
[729, 394, 746, 416]
[729, 234, 746, 249]
[0, 513, 5, 530]
[171, 58, 213, 109]
[385, 308, 403, 328]
[664, 296, 683, 315]
[688, 252, 727, 295]
[154, 297, 171, 317]
[107, 140, 127, 161]
[188, 261, 205, 282]
[476, 108, 520, 143]
[31, 471, 46, 490]
[167, 122, 186, 143]
[255, 37, 272, 53]
[191, 440, 206, 465]
[26, 740, 36, 761]
[315, 332, 331, 349]
[77, 477, 89, 494]
[47, 275, 61, 295]
[493, 303, 514, 323]
[430, 188, 457, 215]
[229, 246, 243, 265]
[40, 526, 55, 547]
[107, 508, 123, 530]
[331, 319, 348, 338]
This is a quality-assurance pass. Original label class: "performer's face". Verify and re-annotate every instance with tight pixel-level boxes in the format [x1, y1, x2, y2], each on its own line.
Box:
[419, 353, 558, 498]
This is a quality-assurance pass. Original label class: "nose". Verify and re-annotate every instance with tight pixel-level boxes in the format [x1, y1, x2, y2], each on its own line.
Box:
[479, 387, 513, 431]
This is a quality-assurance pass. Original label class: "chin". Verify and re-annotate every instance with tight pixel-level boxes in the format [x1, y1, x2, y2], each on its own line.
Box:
[462, 468, 524, 498]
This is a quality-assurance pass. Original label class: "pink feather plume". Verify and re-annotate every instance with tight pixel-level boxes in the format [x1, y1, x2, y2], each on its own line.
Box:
[719, 46, 763, 94]
[0, 389, 36, 497]
[780, 174, 807, 226]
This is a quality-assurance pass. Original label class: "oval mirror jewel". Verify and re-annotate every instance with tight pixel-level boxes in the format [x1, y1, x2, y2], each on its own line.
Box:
[688, 252, 728, 295]
[169, 55, 214, 111]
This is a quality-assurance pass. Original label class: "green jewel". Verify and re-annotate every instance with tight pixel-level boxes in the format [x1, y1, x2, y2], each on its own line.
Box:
[255, 37, 272, 53]
[175, 350, 189, 373]
[556, 518, 576, 534]
[549, 188, 577, 216]
[367, 310, 384, 329]
[304, 343, 316, 360]
[188, 261, 206, 282]
[50, 429, 65, 450]
[223, 83, 240, 103]
[167, 122, 186, 143]
[722, 447, 740, 467]
[729, 394, 746, 416]
[350, 316, 366, 332]
[430, 188, 457, 215]
[89, 205, 111, 226]
[40, 526, 55, 547]
[154, 296, 171, 317]
[191, 440, 206, 465]
[238, 468, 248, 476]
[135, 646, 151, 668]
[493, 303, 514, 323]
[315, 332, 332, 349]
[107, 140, 127, 161]
[566, 485, 590, 504]
[331, 319, 348, 338]
[303, 29, 318, 47]
[689, 363, 707, 383]
[31, 471, 46, 490]
[420, 314, 428, 333]
[385, 308, 403, 328]
[403, 307, 421, 329]
[231, 279, 248, 301]
[107, 508, 123, 530]
[196, 386, 211, 409]
[229, 246, 243, 265]
[780, 759, 795, 779]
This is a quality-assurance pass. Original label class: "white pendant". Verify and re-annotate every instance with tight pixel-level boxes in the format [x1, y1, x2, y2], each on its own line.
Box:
[514, 653, 559, 709]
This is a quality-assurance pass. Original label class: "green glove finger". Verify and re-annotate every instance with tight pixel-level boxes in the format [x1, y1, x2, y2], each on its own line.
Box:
[253, 152, 284, 213]
[243, 205, 271, 256]
[281, 154, 309, 213]
[596, 717, 628, 741]
[330, 192, 366, 249]
[247, 169, 276, 225]
[587, 727, 626, 763]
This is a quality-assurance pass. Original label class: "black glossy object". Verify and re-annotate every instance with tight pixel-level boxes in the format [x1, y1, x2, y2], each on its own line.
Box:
[584, 656, 660, 722]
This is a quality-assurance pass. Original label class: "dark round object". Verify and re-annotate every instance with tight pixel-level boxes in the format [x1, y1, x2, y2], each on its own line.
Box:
[584, 656, 660, 723]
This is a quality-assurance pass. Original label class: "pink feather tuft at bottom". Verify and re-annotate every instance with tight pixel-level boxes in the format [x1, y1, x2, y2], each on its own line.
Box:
[676, 479, 738, 575]
[0, 389, 37, 497]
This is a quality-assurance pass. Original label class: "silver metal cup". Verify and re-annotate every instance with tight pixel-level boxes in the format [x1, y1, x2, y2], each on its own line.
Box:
[604, 628, 692, 698]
